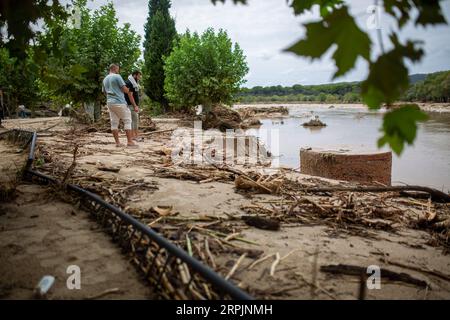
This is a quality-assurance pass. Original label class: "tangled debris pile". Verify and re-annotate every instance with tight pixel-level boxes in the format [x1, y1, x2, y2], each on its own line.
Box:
[34, 125, 450, 254]
[199, 104, 243, 131]
[241, 186, 450, 244]
[237, 106, 289, 119]
[302, 115, 327, 127]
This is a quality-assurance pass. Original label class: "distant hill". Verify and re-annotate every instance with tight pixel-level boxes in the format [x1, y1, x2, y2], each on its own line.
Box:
[404, 70, 450, 102]
[237, 70, 449, 103]
[409, 74, 428, 84]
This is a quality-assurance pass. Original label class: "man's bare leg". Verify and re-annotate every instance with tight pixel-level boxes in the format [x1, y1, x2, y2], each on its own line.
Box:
[125, 130, 137, 146]
[112, 129, 121, 146]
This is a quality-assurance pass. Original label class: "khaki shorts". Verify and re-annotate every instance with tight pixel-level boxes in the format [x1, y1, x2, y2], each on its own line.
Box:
[107, 104, 131, 130]
[128, 105, 139, 130]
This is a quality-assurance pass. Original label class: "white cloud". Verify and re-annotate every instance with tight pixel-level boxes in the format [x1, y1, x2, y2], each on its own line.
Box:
[87, 0, 450, 87]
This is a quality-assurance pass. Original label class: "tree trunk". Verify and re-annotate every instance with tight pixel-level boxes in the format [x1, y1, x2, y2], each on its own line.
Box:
[93, 102, 102, 122]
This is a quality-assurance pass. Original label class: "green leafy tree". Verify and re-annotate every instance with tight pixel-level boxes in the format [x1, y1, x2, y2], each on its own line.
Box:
[0, 0, 69, 114]
[237, 81, 361, 102]
[316, 93, 325, 102]
[0, 48, 40, 115]
[215, 0, 447, 155]
[343, 92, 360, 103]
[405, 71, 450, 102]
[0, 0, 68, 58]
[36, 0, 141, 121]
[143, 0, 177, 112]
[163, 28, 249, 111]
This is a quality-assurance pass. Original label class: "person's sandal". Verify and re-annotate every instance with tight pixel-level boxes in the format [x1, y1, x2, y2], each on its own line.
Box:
[127, 144, 139, 149]
[115, 143, 125, 148]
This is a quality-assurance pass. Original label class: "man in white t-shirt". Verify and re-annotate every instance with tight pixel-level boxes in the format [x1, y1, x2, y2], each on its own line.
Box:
[102, 64, 138, 148]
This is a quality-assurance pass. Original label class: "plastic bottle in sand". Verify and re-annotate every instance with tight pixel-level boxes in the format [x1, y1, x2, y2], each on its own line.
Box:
[34, 275, 55, 299]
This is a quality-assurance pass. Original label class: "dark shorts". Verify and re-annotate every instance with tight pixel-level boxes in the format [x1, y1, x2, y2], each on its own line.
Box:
[128, 105, 139, 130]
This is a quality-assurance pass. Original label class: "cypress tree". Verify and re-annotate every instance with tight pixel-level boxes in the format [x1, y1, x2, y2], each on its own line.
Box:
[143, 0, 177, 112]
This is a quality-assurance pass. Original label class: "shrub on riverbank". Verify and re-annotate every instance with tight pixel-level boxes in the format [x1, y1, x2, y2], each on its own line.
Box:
[164, 28, 249, 113]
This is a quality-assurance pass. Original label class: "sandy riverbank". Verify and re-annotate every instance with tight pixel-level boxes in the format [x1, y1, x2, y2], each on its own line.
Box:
[235, 102, 450, 113]
[0, 137, 153, 299]
[1, 116, 450, 299]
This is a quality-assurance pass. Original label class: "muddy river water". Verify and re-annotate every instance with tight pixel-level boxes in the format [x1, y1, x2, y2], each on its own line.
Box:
[246, 104, 450, 192]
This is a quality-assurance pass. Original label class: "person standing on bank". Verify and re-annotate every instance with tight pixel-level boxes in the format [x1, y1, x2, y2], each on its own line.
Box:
[102, 64, 138, 148]
[124, 70, 142, 141]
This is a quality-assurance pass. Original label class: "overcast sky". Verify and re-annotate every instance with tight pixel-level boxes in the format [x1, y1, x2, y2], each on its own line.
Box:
[87, 0, 450, 87]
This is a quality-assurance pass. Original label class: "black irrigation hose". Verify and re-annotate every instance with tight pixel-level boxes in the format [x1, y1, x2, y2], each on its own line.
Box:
[6, 129, 253, 300]
[26, 170, 253, 300]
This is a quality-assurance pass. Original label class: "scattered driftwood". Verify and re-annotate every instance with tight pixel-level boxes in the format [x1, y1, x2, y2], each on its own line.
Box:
[204, 239, 216, 269]
[141, 128, 175, 136]
[85, 127, 98, 133]
[140, 126, 156, 133]
[62, 145, 79, 184]
[97, 165, 121, 173]
[1, 224, 37, 232]
[399, 190, 431, 200]
[270, 253, 281, 277]
[379, 258, 450, 283]
[248, 253, 276, 270]
[152, 205, 174, 217]
[241, 215, 280, 231]
[153, 166, 232, 182]
[37, 122, 61, 133]
[225, 253, 247, 280]
[242, 119, 262, 128]
[235, 175, 282, 194]
[244, 106, 288, 115]
[238, 106, 289, 120]
[295, 272, 337, 300]
[225, 247, 263, 259]
[303, 185, 450, 203]
[85, 288, 122, 300]
[207, 162, 249, 178]
[320, 264, 429, 288]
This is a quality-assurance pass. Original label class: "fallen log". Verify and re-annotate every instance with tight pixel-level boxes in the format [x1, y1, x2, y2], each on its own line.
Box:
[241, 215, 280, 231]
[85, 288, 122, 300]
[97, 165, 121, 173]
[235, 175, 275, 194]
[379, 258, 450, 283]
[37, 122, 61, 133]
[303, 185, 450, 203]
[204, 160, 278, 194]
[320, 264, 429, 288]
[141, 128, 175, 136]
